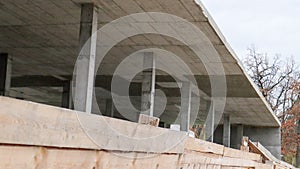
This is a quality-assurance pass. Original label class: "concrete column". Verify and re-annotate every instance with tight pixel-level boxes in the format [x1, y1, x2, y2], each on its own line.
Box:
[223, 114, 231, 147]
[205, 100, 215, 142]
[236, 124, 243, 149]
[74, 3, 98, 113]
[141, 52, 155, 117]
[180, 81, 191, 132]
[62, 80, 73, 109]
[105, 99, 114, 117]
[0, 53, 12, 96]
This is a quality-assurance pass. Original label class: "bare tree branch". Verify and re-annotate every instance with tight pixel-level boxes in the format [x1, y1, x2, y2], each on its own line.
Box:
[243, 46, 300, 123]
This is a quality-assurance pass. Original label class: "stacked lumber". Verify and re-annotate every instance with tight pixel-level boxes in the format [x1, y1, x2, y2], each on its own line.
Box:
[0, 97, 294, 169]
[184, 138, 271, 169]
[0, 138, 272, 169]
[248, 141, 295, 169]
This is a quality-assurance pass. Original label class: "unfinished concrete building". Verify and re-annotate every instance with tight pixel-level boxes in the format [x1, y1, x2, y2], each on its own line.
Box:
[0, 0, 292, 168]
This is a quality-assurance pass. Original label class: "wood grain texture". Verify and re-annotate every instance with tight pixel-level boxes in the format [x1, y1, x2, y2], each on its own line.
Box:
[0, 144, 276, 169]
[0, 96, 186, 153]
[0, 97, 290, 169]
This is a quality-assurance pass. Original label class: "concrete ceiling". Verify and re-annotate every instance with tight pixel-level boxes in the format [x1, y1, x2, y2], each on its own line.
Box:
[0, 0, 280, 127]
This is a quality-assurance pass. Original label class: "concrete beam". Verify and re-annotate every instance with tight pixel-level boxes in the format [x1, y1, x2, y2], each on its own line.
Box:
[223, 114, 230, 147]
[11, 75, 64, 87]
[205, 100, 215, 142]
[0, 53, 12, 96]
[180, 81, 191, 132]
[141, 52, 155, 117]
[11, 75, 258, 98]
[74, 3, 98, 113]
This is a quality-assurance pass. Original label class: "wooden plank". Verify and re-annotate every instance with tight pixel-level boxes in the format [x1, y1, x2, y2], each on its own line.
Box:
[248, 141, 294, 169]
[248, 141, 272, 163]
[181, 150, 273, 168]
[0, 145, 180, 169]
[138, 114, 160, 127]
[0, 126, 280, 168]
[185, 137, 224, 155]
[0, 96, 187, 153]
[0, 145, 40, 168]
[0, 97, 287, 168]
[0, 144, 276, 169]
[255, 142, 279, 163]
[223, 147, 261, 162]
[221, 167, 248, 169]
[240, 136, 250, 152]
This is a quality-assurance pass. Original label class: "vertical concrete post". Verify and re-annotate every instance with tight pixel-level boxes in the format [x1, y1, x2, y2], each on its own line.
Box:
[223, 114, 231, 147]
[74, 3, 98, 113]
[236, 124, 244, 149]
[111, 103, 115, 118]
[205, 100, 215, 142]
[105, 99, 114, 117]
[180, 81, 191, 132]
[0, 53, 12, 96]
[62, 80, 73, 109]
[141, 52, 155, 117]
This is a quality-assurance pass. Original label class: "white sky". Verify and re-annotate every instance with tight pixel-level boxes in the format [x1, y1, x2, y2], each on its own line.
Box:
[200, 0, 300, 64]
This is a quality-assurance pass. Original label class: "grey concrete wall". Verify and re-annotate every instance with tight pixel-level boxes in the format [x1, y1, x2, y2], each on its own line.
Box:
[213, 125, 281, 159]
[230, 125, 240, 149]
[243, 126, 281, 159]
[213, 125, 223, 145]
[212, 125, 239, 147]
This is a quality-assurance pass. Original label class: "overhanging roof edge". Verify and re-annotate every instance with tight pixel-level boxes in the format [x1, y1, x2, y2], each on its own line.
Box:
[194, 0, 281, 127]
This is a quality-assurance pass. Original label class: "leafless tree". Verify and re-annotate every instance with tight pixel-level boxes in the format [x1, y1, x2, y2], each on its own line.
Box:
[243, 46, 300, 122]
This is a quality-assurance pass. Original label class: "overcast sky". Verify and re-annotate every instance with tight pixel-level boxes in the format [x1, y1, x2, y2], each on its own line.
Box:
[200, 0, 300, 64]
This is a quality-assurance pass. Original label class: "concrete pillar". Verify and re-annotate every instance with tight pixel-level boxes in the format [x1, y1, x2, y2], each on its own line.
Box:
[74, 3, 98, 113]
[105, 99, 114, 117]
[180, 81, 191, 132]
[205, 100, 215, 142]
[0, 53, 12, 96]
[223, 114, 230, 147]
[62, 80, 72, 109]
[141, 52, 155, 117]
[236, 124, 243, 149]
